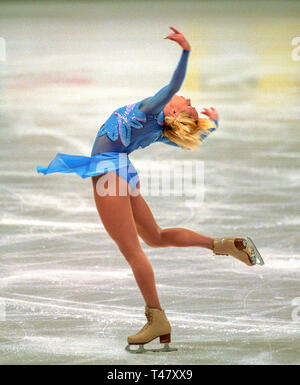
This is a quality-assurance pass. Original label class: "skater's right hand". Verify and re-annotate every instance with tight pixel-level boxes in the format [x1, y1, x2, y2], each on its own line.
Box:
[201, 107, 219, 122]
[164, 27, 191, 51]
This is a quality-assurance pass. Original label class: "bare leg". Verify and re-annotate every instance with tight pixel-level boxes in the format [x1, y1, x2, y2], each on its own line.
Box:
[130, 188, 258, 267]
[160, 228, 214, 249]
[92, 172, 162, 310]
[130, 190, 214, 250]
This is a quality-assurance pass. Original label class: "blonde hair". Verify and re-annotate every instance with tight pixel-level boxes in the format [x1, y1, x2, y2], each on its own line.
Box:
[163, 112, 216, 150]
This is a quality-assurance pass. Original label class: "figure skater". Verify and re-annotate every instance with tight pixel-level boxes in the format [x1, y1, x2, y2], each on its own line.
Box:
[37, 27, 264, 353]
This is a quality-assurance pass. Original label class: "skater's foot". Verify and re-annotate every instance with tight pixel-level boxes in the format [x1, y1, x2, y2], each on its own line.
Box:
[213, 237, 264, 266]
[127, 306, 171, 346]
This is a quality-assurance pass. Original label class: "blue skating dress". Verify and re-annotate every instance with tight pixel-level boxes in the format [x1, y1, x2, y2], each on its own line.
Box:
[36, 50, 217, 191]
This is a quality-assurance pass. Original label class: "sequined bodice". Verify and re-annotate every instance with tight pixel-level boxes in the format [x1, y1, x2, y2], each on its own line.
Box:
[91, 101, 166, 155]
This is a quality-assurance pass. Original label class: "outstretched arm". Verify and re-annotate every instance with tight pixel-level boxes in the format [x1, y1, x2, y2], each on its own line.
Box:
[140, 27, 191, 115]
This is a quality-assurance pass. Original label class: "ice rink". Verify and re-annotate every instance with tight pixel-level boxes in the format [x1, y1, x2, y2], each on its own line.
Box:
[0, 0, 299, 364]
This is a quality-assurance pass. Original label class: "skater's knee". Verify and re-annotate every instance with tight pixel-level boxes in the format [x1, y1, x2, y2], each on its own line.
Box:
[142, 228, 165, 248]
[117, 242, 144, 264]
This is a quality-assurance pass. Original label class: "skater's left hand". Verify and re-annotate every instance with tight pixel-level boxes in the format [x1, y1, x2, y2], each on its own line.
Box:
[164, 26, 191, 51]
[201, 107, 219, 122]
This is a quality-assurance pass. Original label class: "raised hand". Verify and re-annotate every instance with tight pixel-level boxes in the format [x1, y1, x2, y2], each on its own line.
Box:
[201, 107, 219, 122]
[164, 26, 191, 51]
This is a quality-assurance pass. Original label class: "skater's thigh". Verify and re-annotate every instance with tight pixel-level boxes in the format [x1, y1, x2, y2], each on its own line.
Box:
[130, 185, 162, 246]
[92, 172, 142, 256]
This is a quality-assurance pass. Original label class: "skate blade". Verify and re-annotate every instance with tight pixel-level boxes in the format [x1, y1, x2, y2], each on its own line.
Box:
[244, 237, 265, 265]
[125, 343, 177, 354]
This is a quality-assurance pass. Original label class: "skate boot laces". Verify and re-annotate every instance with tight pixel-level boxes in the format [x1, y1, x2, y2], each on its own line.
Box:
[145, 309, 153, 323]
[136, 309, 153, 334]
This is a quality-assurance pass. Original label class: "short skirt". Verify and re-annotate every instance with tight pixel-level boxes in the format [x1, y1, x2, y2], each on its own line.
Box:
[36, 151, 139, 191]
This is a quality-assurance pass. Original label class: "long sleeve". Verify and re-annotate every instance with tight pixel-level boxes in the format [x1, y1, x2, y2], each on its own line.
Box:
[157, 135, 180, 147]
[199, 119, 218, 142]
[139, 50, 190, 115]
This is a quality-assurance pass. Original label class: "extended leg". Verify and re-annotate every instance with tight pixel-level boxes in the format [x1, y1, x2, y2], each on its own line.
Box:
[130, 187, 214, 249]
[130, 189, 263, 266]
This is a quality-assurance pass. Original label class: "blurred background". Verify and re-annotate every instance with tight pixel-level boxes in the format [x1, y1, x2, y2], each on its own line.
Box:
[0, 0, 299, 364]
